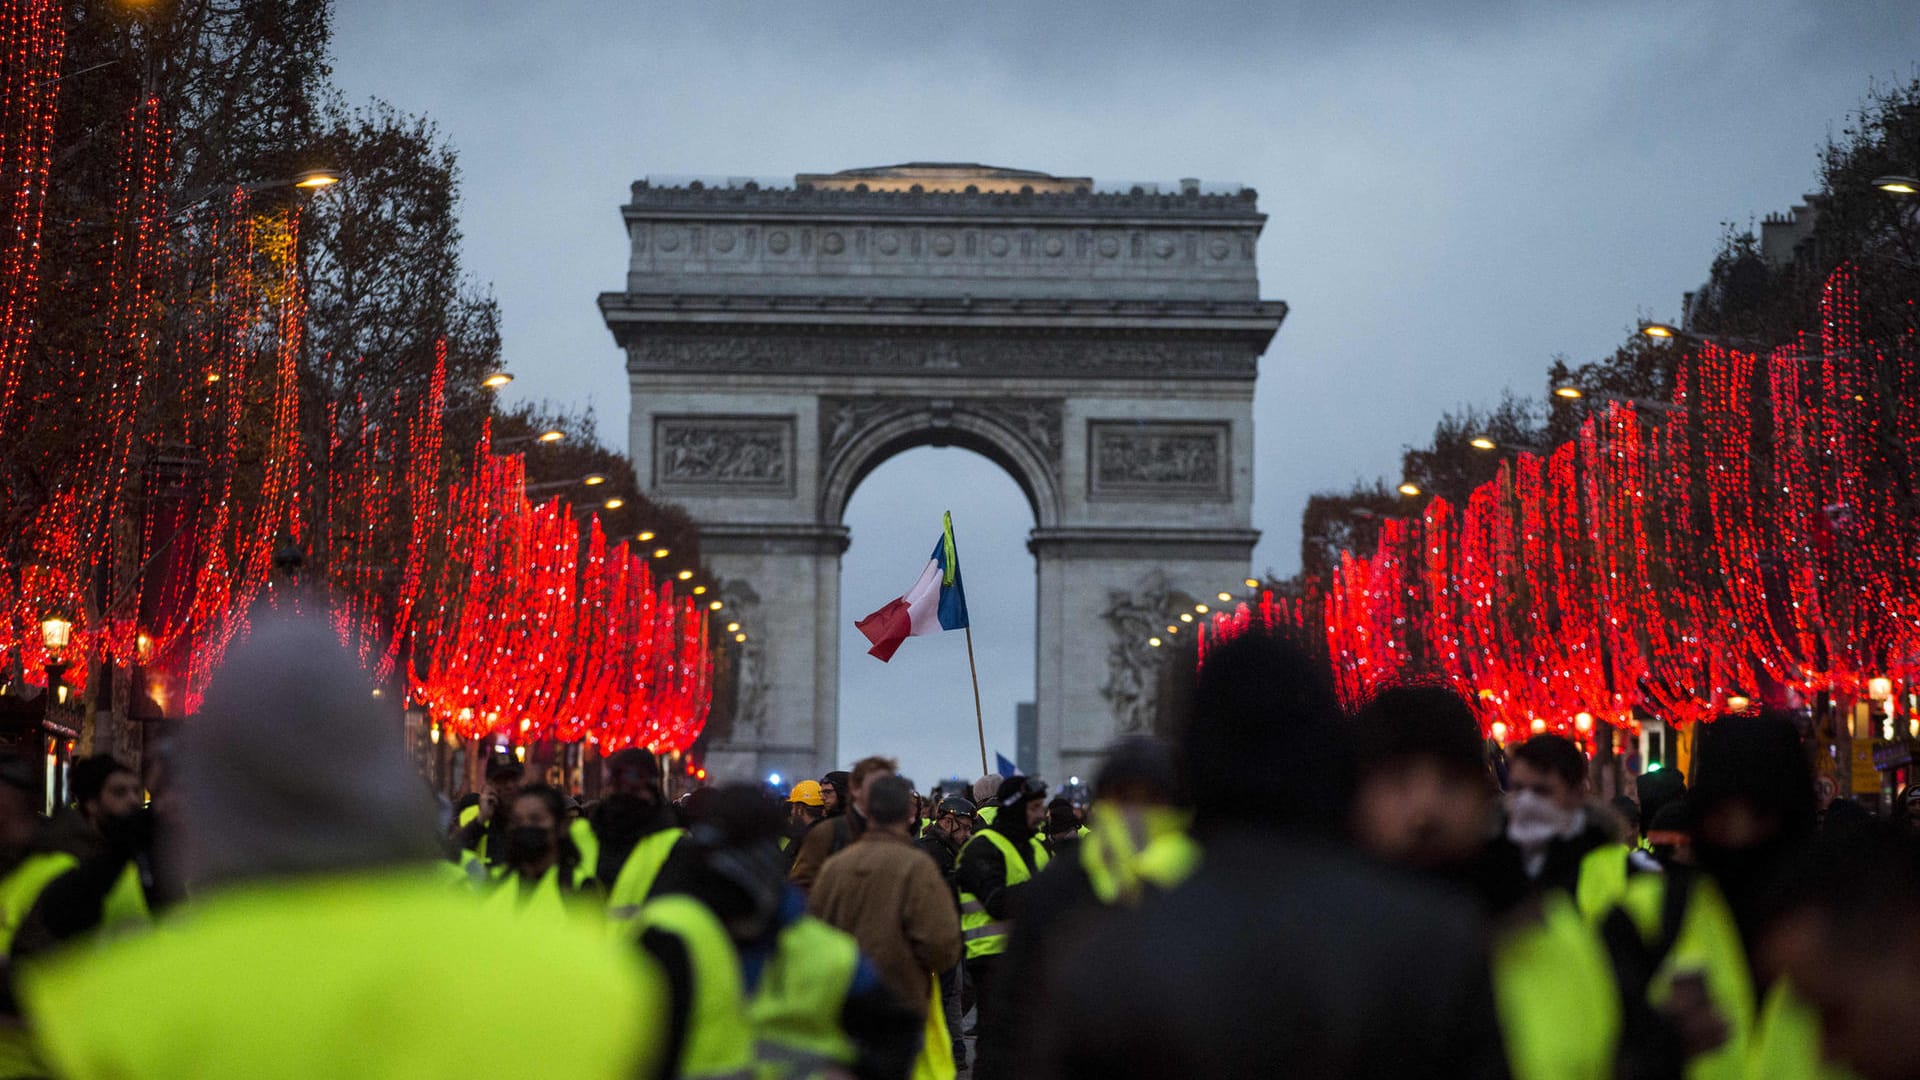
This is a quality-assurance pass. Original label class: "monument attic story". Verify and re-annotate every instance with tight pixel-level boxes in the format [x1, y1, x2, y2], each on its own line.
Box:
[601, 163, 1286, 356]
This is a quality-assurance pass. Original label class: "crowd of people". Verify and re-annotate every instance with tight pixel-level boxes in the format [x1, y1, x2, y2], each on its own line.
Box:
[0, 613, 1916, 1079]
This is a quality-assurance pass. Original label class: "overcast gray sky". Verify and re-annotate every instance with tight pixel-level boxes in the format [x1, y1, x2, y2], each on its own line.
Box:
[331, 0, 1916, 786]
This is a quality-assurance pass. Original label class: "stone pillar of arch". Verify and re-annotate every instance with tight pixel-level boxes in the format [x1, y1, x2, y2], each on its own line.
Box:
[602, 164, 1285, 784]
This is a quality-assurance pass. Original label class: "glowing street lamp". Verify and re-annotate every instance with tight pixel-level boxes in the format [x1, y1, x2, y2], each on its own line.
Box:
[480, 371, 514, 390]
[1397, 482, 1422, 497]
[1469, 436, 1498, 451]
[291, 168, 342, 190]
[39, 617, 72, 656]
[1243, 578, 1260, 589]
[1873, 175, 1919, 195]
[1638, 321, 1680, 340]
[1553, 385, 1585, 400]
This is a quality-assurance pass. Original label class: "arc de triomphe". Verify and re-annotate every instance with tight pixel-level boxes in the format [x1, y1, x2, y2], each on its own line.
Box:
[600, 164, 1285, 783]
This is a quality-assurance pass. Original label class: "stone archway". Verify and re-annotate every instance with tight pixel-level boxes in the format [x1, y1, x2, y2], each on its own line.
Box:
[602, 164, 1286, 783]
[818, 396, 1063, 529]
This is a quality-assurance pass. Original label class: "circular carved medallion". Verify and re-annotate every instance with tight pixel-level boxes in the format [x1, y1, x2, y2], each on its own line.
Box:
[656, 229, 681, 253]
[821, 232, 845, 255]
[1098, 235, 1119, 257]
[713, 230, 736, 254]
[932, 233, 955, 256]
[1153, 235, 1176, 258]
[766, 231, 790, 254]
[988, 235, 1010, 256]
[877, 232, 900, 255]
[1208, 238, 1230, 259]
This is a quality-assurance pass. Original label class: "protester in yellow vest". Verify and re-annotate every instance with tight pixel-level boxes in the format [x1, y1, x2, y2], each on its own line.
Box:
[0, 752, 71, 1080]
[1348, 685, 1624, 1080]
[454, 757, 525, 866]
[21, 614, 669, 1079]
[955, 774, 1049, 1080]
[636, 784, 918, 1080]
[11, 753, 166, 959]
[483, 783, 601, 920]
[595, 747, 688, 923]
[999, 737, 1198, 1075]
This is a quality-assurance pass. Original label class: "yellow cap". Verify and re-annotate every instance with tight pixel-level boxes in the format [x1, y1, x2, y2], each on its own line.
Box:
[787, 780, 825, 806]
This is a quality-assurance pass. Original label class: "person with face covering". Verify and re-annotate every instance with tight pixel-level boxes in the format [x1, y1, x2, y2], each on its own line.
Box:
[635, 784, 919, 1080]
[1348, 684, 1702, 1080]
[1036, 632, 1509, 1080]
[999, 737, 1197, 1075]
[1588, 710, 1826, 1080]
[1493, 735, 1618, 901]
[484, 783, 600, 919]
[19, 614, 667, 1078]
[596, 748, 688, 924]
[953, 773, 1050, 1080]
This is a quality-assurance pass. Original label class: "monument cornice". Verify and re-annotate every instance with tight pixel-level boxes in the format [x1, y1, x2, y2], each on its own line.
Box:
[600, 292, 1287, 343]
[624, 182, 1267, 225]
[612, 319, 1273, 380]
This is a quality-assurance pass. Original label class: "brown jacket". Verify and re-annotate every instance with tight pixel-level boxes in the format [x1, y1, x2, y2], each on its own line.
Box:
[807, 828, 962, 1017]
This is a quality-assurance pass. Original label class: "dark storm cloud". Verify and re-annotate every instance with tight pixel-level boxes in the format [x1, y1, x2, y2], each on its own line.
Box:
[328, 0, 1918, 777]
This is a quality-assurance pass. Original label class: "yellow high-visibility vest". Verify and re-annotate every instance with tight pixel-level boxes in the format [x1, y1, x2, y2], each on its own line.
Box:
[748, 915, 861, 1078]
[1493, 891, 1620, 1080]
[23, 867, 667, 1079]
[957, 830, 1048, 959]
[0, 852, 76, 954]
[606, 827, 686, 922]
[632, 895, 755, 1080]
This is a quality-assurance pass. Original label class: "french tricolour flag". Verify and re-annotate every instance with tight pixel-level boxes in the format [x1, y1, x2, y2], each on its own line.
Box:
[854, 513, 970, 662]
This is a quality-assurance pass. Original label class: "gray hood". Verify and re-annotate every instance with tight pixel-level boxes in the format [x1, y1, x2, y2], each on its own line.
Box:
[173, 613, 440, 889]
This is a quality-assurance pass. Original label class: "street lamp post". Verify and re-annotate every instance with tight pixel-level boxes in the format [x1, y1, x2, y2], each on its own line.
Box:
[38, 617, 78, 813]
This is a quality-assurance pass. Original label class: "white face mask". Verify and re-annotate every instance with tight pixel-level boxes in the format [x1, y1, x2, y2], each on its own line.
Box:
[1506, 789, 1579, 848]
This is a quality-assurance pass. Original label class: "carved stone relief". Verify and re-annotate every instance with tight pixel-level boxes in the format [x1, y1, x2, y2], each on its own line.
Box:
[1087, 421, 1230, 499]
[819, 395, 1063, 471]
[1100, 570, 1179, 736]
[653, 416, 795, 495]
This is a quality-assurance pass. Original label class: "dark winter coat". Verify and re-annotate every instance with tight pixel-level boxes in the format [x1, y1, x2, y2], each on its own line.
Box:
[1037, 829, 1510, 1080]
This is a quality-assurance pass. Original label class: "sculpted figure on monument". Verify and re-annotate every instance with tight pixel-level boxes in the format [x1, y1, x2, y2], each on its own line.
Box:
[1099, 570, 1177, 734]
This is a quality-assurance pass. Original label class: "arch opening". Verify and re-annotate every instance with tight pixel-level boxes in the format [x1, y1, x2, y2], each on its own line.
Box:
[837, 444, 1037, 787]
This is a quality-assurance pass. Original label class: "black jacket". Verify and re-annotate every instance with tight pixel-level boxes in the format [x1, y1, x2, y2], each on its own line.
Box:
[1037, 829, 1510, 1080]
[915, 826, 964, 885]
[1490, 814, 1614, 900]
[954, 813, 1042, 922]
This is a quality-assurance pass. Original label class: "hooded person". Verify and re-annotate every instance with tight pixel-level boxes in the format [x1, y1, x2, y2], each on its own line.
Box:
[594, 748, 689, 923]
[21, 614, 668, 1079]
[1000, 737, 1196, 1075]
[637, 784, 919, 1080]
[953, 773, 1049, 1080]
[820, 771, 851, 818]
[1036, 631, 1509, 1080]
[971, 774, 1003, 825]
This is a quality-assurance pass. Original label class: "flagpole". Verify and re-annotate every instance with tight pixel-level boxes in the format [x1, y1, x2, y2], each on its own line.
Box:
[964, 623, 988, 776]
[944, 510, 989, 776]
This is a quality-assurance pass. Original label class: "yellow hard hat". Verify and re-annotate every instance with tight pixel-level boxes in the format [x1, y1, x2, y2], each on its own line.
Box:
[787, 779, 825, 807]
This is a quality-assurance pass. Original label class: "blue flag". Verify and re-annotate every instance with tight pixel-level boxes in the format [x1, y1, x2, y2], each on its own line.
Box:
[995, 751, 1020, 778]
